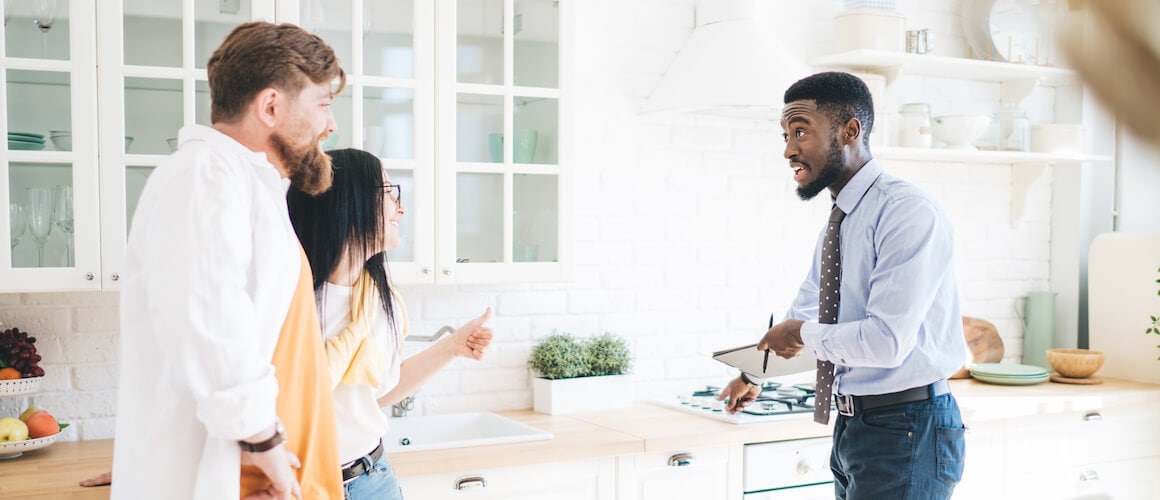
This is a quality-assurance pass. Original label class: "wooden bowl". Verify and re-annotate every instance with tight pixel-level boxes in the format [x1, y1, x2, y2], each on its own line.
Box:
[1046, 348, 1105, 378]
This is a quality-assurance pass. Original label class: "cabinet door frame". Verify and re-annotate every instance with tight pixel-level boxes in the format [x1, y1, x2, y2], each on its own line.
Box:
[0, 0, 101, 292]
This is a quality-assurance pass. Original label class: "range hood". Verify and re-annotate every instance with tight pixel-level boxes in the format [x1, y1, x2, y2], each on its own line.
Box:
[641, 0, 807, 120]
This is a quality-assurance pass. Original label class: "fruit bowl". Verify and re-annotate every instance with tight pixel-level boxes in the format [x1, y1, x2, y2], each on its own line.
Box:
[0, 432, 59, 459]
[0, 377, 43, 396]
[1047, 348, 1105, 378]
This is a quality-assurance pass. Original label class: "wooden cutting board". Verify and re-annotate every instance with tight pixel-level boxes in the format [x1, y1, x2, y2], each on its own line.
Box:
[950, 316, 1004, 379]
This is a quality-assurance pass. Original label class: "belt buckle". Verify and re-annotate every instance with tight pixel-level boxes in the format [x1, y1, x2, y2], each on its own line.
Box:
[835, 393, 855, 417]
[342, 454, 374, 484]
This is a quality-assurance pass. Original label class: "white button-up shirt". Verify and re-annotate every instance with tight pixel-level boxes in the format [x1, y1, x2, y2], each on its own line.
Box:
[112, 125, 300, 499]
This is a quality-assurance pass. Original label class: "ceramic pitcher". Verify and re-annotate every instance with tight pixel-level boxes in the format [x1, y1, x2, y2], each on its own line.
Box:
[1015, 291, 1056, 369]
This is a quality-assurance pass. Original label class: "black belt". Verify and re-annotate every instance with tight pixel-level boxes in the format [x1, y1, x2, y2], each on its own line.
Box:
[341, 439, 384, 483]
[834, 379, 950, 417]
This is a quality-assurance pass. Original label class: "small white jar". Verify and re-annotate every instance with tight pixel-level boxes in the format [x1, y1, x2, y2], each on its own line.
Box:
[897, 102, 932, 148]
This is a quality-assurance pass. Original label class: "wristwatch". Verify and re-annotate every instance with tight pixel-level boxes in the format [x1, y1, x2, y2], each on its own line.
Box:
[739, 372, 761, 390]
[238, 419, 285, 453]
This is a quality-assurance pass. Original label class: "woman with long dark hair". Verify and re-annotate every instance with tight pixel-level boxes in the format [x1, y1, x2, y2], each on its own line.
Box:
[288, 148, 493, 499]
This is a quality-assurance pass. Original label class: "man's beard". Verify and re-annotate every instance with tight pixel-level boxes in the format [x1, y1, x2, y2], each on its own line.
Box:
[795, 136, 845, 201]
[271, 129, 333, 196]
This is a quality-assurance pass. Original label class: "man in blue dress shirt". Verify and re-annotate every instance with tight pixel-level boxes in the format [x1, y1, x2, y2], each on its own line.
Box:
[719, 71, 969, 499]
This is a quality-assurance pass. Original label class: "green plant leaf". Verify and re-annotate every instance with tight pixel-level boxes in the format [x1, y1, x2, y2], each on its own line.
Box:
[58, 423, 69, 430]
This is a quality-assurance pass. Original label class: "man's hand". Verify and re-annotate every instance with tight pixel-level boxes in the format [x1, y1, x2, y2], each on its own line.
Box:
[717, 376, 760, 414]
[758, 319, 806, 359]
[450, 307, 494, 360]
[241, 445, 301, 500]
[79, 471, 112, 487]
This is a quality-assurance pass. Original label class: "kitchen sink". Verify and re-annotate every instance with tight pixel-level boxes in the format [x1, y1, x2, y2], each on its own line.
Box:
[381, 411, 553, 453]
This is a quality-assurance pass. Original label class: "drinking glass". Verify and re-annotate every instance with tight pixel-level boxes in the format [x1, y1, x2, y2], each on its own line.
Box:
[31, 0, 57, 57]
[26, 187, 55, 267]
[53, 185, 73, 266]
[9, 203, 26, 250]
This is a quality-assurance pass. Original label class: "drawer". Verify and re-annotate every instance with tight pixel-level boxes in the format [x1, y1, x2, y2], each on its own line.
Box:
[744, 437, 833, 492]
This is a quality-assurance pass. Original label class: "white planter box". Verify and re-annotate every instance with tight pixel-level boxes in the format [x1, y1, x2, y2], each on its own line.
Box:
[532, 374, 632, 415]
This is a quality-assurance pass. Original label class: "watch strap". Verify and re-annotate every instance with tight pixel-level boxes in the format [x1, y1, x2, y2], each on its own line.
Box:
[238, 420, 285, 453]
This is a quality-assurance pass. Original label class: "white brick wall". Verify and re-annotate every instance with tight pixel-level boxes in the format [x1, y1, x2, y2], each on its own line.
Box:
[0, 0, 1061, 439]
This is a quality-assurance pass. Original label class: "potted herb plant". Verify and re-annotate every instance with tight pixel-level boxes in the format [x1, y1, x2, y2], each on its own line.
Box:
[528, 331, 633, 414]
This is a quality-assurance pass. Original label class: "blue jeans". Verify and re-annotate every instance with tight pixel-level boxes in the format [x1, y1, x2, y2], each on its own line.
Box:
[830, 391, 966, 499]
[343, 454, 404, 500]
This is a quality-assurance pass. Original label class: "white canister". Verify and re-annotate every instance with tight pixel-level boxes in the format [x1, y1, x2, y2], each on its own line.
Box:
[834, 9, 906, 53]
[1030, 124, 1084, 154]
[897, 103, 932, 148]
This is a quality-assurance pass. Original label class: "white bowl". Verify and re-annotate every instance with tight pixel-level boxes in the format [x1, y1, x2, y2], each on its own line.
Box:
[48, 132, 133, 152]
[932, 115, 992, 150]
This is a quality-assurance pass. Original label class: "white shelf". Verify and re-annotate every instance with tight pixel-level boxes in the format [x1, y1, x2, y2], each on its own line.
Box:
[810, 50, 1078, 86]
[874, 147, 1112, 166]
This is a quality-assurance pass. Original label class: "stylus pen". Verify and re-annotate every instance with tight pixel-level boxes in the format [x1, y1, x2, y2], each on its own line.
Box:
[762, 349, 769, 373]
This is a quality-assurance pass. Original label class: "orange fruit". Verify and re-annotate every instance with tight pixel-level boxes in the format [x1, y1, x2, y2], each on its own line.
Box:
[0, 367, 21, 380]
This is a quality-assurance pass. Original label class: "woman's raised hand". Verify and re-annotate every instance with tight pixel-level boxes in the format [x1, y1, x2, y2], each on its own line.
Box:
[451, 307, 494, 360]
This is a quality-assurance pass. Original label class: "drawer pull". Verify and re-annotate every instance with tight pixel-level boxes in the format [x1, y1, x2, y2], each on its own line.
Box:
[668, 453, 696, 467]
[1082, 412, 1102, 422]
[455, 475, 487, 490]
[1079, 470, 1099, 482]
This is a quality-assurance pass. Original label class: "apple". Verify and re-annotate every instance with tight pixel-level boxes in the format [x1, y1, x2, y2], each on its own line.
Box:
[0, 417, 29, 442]
[25, 411, 59, 439]
[19, 406, 42, 422]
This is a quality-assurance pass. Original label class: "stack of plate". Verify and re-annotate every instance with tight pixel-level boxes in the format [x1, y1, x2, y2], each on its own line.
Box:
[8, 132, 45, 151]
[969, 363, 1049, 385]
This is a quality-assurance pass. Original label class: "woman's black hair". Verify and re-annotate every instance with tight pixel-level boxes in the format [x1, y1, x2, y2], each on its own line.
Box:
[287, 148, 395, 328]
[783, 71, 875, 147]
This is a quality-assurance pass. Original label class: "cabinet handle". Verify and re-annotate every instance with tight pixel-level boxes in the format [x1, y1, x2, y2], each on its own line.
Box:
[442, 269, 452, 276]
[1079, 470, 1099, 482]
[84, 273, 95, 281]
[455, 475, 487, 490]
[668, 453, 696, 467]
[1082, 412, 1102, 422]
[111, 273, 120, 282]
[422, 267, 431, 275]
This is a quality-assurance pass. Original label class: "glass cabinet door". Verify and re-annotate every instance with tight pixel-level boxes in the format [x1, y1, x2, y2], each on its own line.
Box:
[1, 0, 100, 291]
[437, 0, 568, 283]
[95, 0, 270, 289]
[298, 0, 435, 283]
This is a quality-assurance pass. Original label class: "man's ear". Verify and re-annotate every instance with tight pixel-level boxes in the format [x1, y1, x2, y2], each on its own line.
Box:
[842, 118, 862, 146]
[254, 88, 279, 128]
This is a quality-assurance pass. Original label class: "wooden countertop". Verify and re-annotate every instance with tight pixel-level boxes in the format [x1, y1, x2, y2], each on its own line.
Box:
[5, 378, 1159, 497]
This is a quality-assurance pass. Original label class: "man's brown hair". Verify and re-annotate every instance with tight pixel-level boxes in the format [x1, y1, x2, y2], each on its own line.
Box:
[207, 22, 346, 124]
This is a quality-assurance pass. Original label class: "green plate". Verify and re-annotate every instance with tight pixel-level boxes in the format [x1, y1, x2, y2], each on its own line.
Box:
[7, 131, 45, 140]
[8, 136, 45, 145]
[8, 141, 45, 151]
[969, 363, 1048, 377]
[971, 372, 1049, 386]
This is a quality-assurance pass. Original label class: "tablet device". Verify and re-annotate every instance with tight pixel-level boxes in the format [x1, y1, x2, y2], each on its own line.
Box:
[712, 344, 816, 379]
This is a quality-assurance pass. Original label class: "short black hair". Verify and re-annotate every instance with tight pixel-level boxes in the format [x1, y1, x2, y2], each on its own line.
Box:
[783, 71, 874, 147]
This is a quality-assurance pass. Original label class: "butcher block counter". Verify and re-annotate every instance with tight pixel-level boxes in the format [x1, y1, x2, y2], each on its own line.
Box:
[4, 378, 1159, 498]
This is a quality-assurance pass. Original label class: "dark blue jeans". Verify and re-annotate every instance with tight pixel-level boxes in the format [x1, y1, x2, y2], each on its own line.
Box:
[830, 391, 966, 499]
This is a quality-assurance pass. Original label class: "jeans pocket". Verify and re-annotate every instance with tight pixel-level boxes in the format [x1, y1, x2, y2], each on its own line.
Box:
[860, 409, 914, 436]
[936, 426, 966, 487]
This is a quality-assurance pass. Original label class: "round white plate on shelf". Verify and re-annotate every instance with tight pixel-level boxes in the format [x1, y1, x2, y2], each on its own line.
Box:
[0, 433, 60, 459]
[961, 0, 1043, 63]
[0, 377, 44, 396]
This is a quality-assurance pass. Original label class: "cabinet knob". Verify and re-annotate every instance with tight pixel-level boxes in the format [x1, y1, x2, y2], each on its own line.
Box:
[84, 273, 95, 281]
[1082, 412, 1102, 422]
[111, 273, 120, 282]
[1079, 470, 1100, 482]
[442, 269, 452, 276]
[667, 453, 696, 467]
[796, 459, 814, 476]
[455, 475, 487, 490]
[422, 267, 432, 275]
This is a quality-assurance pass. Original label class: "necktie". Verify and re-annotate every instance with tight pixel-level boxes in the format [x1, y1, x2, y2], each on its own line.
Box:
[814, 205, 846, 424]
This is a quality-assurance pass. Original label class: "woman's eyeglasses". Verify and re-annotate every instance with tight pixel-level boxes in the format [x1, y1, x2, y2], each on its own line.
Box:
[380, 183, 402, 204]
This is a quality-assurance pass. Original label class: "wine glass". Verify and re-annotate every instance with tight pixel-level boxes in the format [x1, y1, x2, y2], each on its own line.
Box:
[31, 0, 56, 57]
[53, 184, 73, 266]
[9, 203, 26, 250]
[26, 187, 54, 267]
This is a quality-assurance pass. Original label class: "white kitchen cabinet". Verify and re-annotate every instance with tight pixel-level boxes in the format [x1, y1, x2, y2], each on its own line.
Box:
[399, 457, 614, 500]
[616, 445, 742, 500]
[953, 415, 1005, 500]
[1, 0, 572, 292]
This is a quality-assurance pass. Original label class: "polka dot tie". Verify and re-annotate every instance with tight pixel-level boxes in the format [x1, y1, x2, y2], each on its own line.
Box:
[815, 205, 846, 424]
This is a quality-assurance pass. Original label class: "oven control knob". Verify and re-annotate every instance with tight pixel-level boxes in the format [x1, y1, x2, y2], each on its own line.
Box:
[796, 457, 814, 476]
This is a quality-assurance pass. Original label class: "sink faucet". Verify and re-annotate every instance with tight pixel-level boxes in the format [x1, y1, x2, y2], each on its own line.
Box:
[390, 326, 454, 417]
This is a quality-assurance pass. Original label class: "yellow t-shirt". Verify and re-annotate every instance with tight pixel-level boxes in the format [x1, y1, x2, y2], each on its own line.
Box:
[240, 245, 342, 499]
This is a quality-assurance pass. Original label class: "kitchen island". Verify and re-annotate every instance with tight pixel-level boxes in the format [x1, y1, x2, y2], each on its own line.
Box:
[3, 378, 1158, 498]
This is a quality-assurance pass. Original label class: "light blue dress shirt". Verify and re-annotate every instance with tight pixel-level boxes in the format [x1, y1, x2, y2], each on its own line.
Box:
[790, 159, 968, 396]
